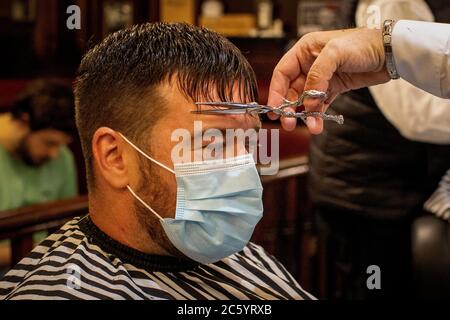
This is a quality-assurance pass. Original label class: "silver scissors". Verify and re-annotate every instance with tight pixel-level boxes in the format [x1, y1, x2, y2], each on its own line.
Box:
[193, 90, 344, 125]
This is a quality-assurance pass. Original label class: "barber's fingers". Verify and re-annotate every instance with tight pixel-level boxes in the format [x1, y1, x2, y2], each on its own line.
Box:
[267, 69, 292, 113]
[280, 108, 297, 131]
[268, 68, 306, 131]
[304, 42, 340, 108]
[304, 117, 323, 135]
[278, 79, 307, 130]
[302, 40, 344, 134]
[267, 45, 306, 121]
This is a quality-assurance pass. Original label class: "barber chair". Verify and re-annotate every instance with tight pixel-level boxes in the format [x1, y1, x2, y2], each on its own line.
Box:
[412, 214, 450, 299]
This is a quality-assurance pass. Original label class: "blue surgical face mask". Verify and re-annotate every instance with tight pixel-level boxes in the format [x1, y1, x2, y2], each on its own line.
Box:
[119, 133, 264, 264]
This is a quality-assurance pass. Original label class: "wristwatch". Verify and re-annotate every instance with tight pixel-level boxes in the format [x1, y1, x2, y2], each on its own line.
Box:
[382, 19, 400, 79]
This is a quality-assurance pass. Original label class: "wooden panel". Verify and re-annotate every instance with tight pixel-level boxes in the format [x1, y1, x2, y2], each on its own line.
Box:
[33, 0, 59, 59]
[0, 79, 30, 110]
[148, 0, 160, 22]
[160, 0, 195, 24]
[0, 1, 10, 17]
[0, 195, 88, 240]
[0, 195, 88, 266]
[11, 235, 33, 266]
[229, 37, 287, 86]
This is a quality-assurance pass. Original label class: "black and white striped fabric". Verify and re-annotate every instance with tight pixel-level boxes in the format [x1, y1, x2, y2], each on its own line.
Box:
[424, 169, 450, 222]
[0, 216, 314, 300]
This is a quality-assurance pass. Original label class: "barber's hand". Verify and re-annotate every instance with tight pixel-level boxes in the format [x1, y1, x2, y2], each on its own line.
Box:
[268, 27, 391, 134]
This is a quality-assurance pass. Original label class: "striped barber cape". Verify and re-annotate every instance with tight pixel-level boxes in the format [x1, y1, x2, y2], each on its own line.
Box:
[0, 216, 314, 300]
[424, 169, 450, 222]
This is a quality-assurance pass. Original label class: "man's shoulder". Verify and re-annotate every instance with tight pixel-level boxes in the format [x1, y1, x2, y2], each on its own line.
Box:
[224, 242, 292, 278]
[0, 217, 91, 299]
[0, 144, 8, 157]
[0, 144, 13, 169]
[216, 243, 315, 300]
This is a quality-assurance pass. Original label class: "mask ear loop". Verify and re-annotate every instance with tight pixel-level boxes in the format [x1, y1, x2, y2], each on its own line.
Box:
[117, 132, 175, 174]
[117, 131, 170, 221]
[127, 185, 164, 221]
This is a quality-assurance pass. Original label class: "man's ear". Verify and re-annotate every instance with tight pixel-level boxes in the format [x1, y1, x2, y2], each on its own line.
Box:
[92, 127, 130, 189]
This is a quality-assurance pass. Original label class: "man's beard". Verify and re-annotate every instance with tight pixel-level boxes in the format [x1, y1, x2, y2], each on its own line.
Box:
[133, 159, 187, 259]
[17, 138, 47, 167]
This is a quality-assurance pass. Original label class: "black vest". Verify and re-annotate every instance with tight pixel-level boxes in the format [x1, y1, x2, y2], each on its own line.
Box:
[308, 0, 450, 220]
[425, 0, 450, 24]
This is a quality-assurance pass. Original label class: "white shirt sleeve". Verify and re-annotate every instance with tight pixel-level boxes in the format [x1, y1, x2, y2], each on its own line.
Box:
[356, 0, 450, 144]
[393, 20, 450, 99]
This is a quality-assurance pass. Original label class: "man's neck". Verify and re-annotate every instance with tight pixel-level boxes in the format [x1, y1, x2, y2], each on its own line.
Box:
[0, 113, 27, 154]
[88, 193, 173, 258]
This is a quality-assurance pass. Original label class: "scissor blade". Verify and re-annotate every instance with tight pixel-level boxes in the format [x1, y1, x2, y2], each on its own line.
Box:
[195, 101, 260, 109]
[191, 109, 249, 115]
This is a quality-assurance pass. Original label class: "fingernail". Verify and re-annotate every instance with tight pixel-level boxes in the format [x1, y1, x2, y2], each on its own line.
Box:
[306, 116, 316, 129]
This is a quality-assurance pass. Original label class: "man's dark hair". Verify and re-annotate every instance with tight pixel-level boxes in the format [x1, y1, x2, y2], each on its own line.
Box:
[74, 22, 258, 190]
[12, 79, 76, 134]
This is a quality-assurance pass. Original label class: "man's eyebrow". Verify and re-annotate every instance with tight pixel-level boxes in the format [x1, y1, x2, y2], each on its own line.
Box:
[190, 126, 261, 143]
[201, 125, 261, 135]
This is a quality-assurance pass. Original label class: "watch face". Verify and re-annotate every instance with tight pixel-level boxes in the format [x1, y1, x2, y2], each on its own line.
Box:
[383, 35, 392, 43]
[386, 59, 399, 79]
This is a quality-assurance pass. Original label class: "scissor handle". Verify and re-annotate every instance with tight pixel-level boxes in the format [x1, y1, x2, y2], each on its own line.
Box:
[299, 90, 328, 102]
[287, 111, 344, 125]
[277, 90, 328, 111]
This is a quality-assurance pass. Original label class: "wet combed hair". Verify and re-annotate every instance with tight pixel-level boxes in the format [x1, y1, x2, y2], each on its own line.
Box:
[74, 22, 258, 189]
[12, 79, 76, 134]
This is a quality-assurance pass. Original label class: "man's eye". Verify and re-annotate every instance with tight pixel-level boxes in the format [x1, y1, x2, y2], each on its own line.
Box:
[202, 141, 225, 149]
[245, 139, 259, 152]
[200, 139, 258, 152]
[202, 137, 225, 149]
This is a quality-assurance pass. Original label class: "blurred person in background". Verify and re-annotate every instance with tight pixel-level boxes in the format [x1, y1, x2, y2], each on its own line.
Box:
[307, 0, 450, 299]
[0, 79, 78, 211]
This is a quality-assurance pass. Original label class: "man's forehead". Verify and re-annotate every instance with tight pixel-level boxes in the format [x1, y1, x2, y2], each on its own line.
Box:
[199, 115, 261, 132]
[157, 81, 260, 130]
[158, 78, 253, 102]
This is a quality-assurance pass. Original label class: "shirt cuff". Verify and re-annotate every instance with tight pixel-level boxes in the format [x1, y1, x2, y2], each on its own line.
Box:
[392, 20, 450, 98]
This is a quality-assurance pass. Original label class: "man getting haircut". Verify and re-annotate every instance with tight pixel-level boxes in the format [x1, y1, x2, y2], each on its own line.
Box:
[0, 23, 313, 300]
